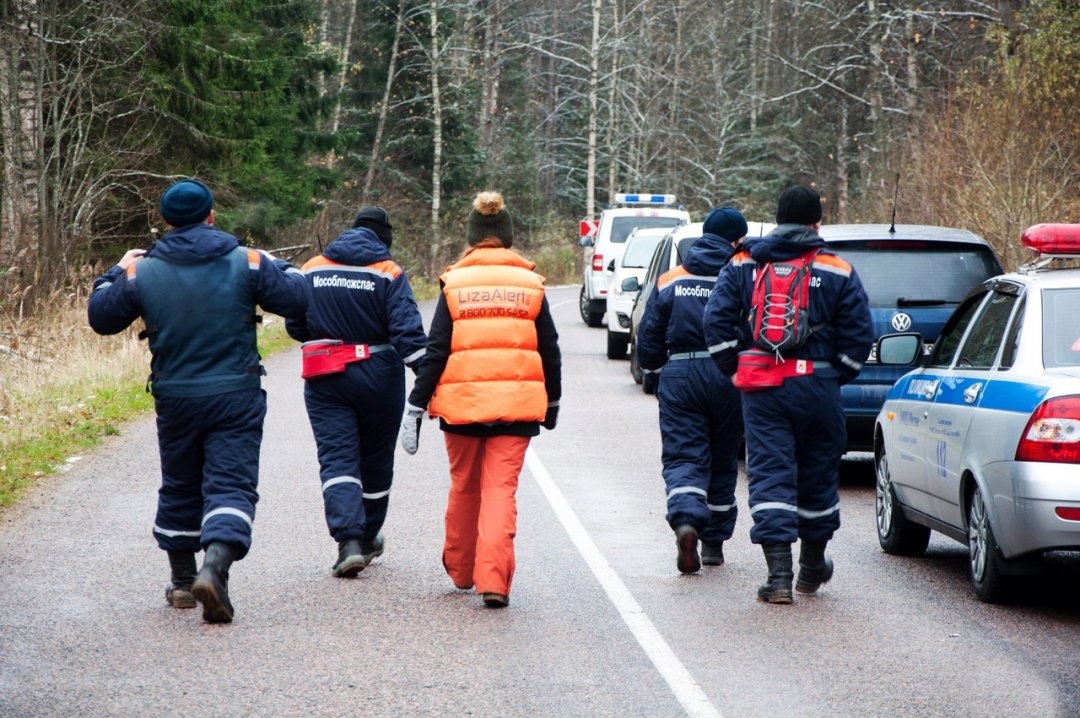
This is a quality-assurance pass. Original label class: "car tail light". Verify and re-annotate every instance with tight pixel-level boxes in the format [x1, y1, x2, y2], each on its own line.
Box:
[1055, 507, 1080, 521]
[865, 241, 928, 249]
[592, 254, 604, 272]
[1015, 395, 1080, 463]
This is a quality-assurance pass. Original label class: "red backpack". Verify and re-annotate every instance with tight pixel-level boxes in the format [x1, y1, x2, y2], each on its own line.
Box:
[749, 249, 821, 354]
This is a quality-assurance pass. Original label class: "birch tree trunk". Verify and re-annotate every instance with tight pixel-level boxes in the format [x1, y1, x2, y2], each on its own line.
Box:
[541, 0, 559, 200]
[585, 0, 601, 221]
[477, 0, 501, 156]
[860, 0, 884, 185]
[749, 0, 759, 133]
[329, 0, 360, 136]
[666, 1, 682, 189]
[835, 103, 849, 222]
[317, 1, 331, 98]
[905, 11, 919, 114]
[362, 0, 406, 203]
[605, 0, 620, 202]
[428, 0, 444, 274]
[0, 15, 20, 268]
[0, 0, 43, 287]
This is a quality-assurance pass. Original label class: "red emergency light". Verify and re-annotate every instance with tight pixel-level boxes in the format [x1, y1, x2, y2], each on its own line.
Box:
[1020, 224, 1080, 256]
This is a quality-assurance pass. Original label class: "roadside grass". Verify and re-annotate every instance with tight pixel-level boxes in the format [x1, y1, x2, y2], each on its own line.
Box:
[0, 304, 294, 508]
[0, 220, 579, 509]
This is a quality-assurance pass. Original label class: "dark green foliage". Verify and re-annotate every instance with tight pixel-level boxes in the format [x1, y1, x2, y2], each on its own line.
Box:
[146, 0, 337, 238]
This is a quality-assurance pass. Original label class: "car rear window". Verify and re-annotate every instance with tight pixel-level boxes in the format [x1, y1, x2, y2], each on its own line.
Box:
[829, 242, 1001, 307]
[675, 236, 698, 263]
[610, 216, 683, 243]
[622, 235, 665, 267]
[1042, 287, 1080, 368]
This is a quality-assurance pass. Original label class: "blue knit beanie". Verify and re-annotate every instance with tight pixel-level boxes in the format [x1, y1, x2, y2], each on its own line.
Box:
[703, 207, 748, 242]
[160, 179, 213, 227]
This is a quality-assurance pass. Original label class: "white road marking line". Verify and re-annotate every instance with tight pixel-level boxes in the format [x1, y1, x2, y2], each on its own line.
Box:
[525, 448, 723, 718]
[550, 298, 575, 310]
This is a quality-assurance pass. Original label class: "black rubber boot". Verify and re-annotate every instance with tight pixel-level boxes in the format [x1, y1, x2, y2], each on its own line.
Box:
[482, 592, 510, 608]
[795, 540, 834, 594]
[333, 539, 365, 578]
[674, 525, 701, 574]
[701, 541, 724, 566]
[191, 542, 238, 623]
[756, 543, 794, 604]
[360, 533, 385, 566]
[165, 551, 197, 609]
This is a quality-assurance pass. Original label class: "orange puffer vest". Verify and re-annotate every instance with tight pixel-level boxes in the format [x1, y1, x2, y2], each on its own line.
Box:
[429, 247, 547, 425]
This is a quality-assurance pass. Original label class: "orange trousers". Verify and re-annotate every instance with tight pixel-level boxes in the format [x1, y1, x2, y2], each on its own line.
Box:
[442, 433, 530, 596]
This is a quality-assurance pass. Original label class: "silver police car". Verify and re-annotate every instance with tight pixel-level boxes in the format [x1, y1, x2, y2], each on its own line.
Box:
[873, 224, 1080, 602]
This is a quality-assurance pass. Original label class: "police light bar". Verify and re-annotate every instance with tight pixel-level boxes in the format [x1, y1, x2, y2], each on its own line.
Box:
[1021, 224, 1080, 257]
[615, 193, 676, 206]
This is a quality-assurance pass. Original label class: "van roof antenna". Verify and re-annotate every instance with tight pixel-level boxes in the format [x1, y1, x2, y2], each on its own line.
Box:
[889, 172, 900, 234]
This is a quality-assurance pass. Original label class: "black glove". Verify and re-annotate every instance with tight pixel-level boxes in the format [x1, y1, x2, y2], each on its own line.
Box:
[542, 403, 559, 430]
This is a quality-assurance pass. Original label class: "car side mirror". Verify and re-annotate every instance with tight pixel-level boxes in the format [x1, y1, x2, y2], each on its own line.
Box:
[607, 259, 615, 272]
[579, 236, 594, 247]
[877, 333, 924, 365]
[621, 276, 641, 293]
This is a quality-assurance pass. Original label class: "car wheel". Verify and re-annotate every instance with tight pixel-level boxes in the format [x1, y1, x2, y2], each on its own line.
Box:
[606, 329, 629, 360]
[875, 447, 930, 556]
[642, 371, 658, 395]
[968, 486, 1012, 603]
[630, 338, 644, 384]
[579, 286, 604, 327]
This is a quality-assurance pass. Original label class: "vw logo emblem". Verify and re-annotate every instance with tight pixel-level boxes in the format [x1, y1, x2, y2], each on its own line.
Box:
[891, 312, 912, 332]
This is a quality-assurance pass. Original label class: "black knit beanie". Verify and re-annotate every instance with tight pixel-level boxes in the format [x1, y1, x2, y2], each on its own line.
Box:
[466, 192, 514, 247]
[352, 207, 393, 248]
[775, 185, 823, 225]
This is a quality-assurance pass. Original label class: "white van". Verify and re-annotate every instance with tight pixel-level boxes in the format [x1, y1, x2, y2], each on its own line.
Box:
[578, 194, 689, 327]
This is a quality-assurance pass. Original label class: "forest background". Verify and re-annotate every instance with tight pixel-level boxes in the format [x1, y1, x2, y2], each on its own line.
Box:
[0, 0, 1078, 502]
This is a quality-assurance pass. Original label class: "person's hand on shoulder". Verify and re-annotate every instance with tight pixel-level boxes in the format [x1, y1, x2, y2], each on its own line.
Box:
[117, 249, 147, 270]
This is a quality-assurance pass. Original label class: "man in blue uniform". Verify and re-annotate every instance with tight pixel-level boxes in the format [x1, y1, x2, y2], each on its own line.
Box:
[637, 208, 747, 574]
[286, 208, 427, 577]
[704, 186, 873, 603]
[88, 179, 308, 623]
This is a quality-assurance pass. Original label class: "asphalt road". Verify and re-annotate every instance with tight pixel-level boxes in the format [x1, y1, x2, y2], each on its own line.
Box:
[2, 284, 1079, 718]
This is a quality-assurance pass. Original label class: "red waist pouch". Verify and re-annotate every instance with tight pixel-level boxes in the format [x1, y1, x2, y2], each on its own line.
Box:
[733, 349, 813, 392]
[301, 340, 372, 379]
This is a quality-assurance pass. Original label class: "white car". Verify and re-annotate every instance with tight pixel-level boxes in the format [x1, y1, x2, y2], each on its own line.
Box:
[874, 223, 1080, 602]
[627, 223, 702, 392]
[627, 221, 774, 392]
[605, 227, 670, 359]
[578, 194, 689, 328]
